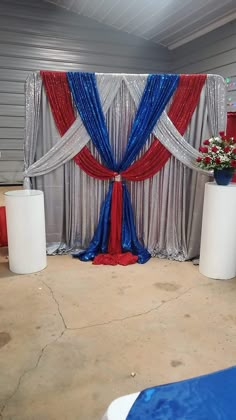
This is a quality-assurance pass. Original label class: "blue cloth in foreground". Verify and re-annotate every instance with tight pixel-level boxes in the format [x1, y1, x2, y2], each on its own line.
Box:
[127, 366, 236, 419]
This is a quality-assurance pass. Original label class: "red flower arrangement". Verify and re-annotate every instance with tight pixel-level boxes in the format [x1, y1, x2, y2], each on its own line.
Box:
[196, 132, 236, 170]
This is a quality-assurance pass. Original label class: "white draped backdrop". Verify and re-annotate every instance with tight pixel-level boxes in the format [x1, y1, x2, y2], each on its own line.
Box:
[24, 73, 226, 261]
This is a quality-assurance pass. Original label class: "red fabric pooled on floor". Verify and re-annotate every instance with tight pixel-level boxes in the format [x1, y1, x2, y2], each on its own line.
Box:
[93, 252, 138, 266]
[117, 253, 138, 266]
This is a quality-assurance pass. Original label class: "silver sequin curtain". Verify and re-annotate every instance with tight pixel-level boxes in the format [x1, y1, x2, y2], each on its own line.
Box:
[32, 78, 215, 260]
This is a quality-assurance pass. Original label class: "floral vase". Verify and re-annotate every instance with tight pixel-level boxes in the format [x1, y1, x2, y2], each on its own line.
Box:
[214, 168, 234, 186]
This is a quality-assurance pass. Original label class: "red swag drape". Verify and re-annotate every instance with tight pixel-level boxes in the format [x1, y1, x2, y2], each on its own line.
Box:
[41, 71, 206, 183]
[74, 74, 206, 181]
[122, 74, 206, 180]
[41, 71, 206, 264]
[41, 71, 76, 136]
[41, 71, 117, 178]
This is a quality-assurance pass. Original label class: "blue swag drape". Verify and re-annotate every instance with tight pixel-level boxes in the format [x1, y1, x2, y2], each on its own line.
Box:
[67, 72, 179, 263]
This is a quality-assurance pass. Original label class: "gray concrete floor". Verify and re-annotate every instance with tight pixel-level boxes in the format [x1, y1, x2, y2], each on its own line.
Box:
[1, 250, 236, 420]
[0, 187, 236, 419]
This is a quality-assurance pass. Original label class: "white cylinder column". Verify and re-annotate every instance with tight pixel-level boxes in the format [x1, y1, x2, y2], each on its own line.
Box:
[199, 182, 236, 280]
[5, 190, 47, 274]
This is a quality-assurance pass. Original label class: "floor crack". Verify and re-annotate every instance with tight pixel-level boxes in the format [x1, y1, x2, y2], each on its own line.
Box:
[0, 281, 205, 417]
[67, 284, 201, 331]
[40, 279, 67, 329]
[41, 279, 209, 334]
[0, 331, 65, 418]
[0, 277, 68, 418]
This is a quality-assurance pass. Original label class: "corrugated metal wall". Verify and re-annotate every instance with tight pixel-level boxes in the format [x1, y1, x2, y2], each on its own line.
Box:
[170, 20, 236, 114]
[0, 0, 170, 184]
[171, 20, 236, 78]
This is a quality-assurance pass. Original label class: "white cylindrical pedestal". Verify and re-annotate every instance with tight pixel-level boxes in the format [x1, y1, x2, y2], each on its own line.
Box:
[102, 393, 140, 420]
[199, 182, 236, 280]
[5, 190, 47, 274]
